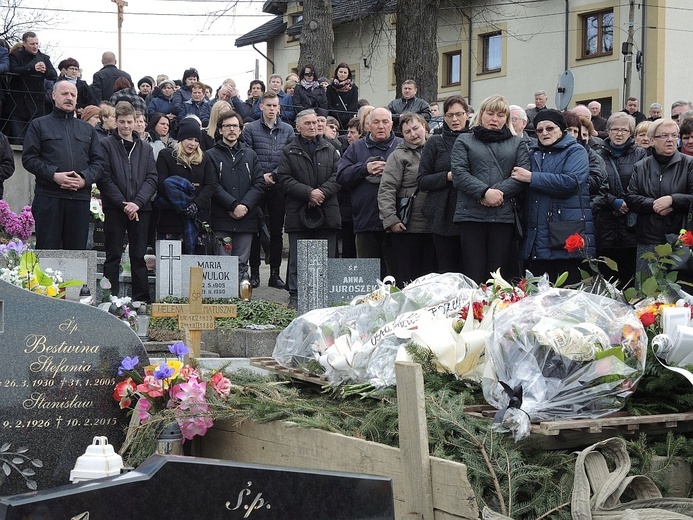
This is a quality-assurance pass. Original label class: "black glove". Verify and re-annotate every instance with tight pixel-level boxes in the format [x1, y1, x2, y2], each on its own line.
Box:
[183, 203, 198, 218]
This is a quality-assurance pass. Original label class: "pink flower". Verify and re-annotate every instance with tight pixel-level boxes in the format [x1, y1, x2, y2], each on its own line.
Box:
[176, 412, 214, 440]
[113, 378, 137, 409]
[137, 398, 152, 423]
[211, 372, 232, 396]
[179, 365, 201, 381]
[137, 375, 165, 398]
[172, 377, 207, 410]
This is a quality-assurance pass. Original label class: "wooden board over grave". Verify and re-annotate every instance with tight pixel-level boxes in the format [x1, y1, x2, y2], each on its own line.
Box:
[0, 280, 149, 496]
[151, 267, 236, 357]
[0, 454, 395, 519]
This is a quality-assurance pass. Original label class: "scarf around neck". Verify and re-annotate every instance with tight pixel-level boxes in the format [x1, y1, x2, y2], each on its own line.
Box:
[472, 125, 512, 143]
[301, 79, 319, 90]
[332, 78, 352, 93]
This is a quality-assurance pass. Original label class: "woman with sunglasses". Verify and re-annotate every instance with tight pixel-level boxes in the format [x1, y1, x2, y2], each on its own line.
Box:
[626, 118, 693, 281]
[510, 109, 592, 284]
[292, 63, 328, 117]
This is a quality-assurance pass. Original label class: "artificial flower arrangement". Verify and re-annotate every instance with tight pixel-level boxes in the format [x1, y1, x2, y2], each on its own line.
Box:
[99, 295, 140, 330]
[90, 184, 105, 222]
[0, 239, 82, 297]
[0, 200, 34, 242]
[113, 342, 234, 440]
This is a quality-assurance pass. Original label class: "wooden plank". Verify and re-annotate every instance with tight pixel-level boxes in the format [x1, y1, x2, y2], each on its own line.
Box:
[396, 362, 434, 519]
[201, 303, 237, 318]
[151, 303, 189, 317]
[179, 314, 215, 331]
[200, 419, 478, 520]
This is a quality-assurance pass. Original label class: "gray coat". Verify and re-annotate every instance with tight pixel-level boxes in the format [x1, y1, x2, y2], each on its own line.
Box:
[378, 140, 429, 233]
[450, 132, 530, 224]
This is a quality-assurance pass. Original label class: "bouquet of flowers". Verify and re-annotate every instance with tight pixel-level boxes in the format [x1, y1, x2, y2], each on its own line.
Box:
[0, 201, 33, 241]
[483, 288, 647, 441]
[0, 242, 81, 298]
[90, 184, 105, 222]
[113, 342, 234, 440]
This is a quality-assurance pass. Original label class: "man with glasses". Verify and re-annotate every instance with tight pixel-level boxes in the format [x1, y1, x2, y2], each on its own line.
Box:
[242, 91, 294, 289]
[671, 100, 692, 126]
[509, 105, 529, 140]
[277, 109, 342, 309]
[207, 110, 265, 281]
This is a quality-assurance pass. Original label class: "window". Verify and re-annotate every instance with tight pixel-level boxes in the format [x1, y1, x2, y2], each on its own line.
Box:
[287, 13, 303, 43]
[482, 32, 501, 73]
[443, 51, 461, 87]
[581, 10, 613, 58]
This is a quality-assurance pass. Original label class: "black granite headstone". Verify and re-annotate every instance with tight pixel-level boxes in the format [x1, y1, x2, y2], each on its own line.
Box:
[0, 280, 149, 496]
[328, 258, 381, 304]
[0, 454, 395, 519]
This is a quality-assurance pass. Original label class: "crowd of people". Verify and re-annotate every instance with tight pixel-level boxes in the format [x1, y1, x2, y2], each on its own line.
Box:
[2, 31, 693, 309]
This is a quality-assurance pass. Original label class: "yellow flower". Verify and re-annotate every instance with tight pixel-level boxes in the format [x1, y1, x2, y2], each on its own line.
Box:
[45, 285, 58, 297]
[27, 276, 39, 290]
[166, 359, 183, 378]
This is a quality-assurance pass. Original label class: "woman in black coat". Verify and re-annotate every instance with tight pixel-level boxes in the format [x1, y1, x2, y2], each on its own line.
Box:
[417, 95, 469, 273]
[327, 62, 358, 130]
[595, 112, 646, 287]
[292, 63, 328, 116]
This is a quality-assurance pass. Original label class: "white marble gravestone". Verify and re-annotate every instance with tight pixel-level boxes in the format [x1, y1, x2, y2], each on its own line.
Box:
[182, 255, 239, 298]
[155, 240, 182, 300]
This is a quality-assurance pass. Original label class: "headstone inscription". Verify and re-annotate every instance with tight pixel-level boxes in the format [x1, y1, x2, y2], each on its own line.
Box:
[151, 267, 237, 358]
[0, 280, 149, 496]
[155, 240, 182, 301]
[297, 239, 328, 315]
[327, 258, 380, 304]
[33, 250, 98, 302]
[182, 255, 239, 299]
[0, 454, 396, 519]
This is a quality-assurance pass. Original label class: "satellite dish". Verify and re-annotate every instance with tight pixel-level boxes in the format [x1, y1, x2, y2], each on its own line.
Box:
[555, 70, 575, 111]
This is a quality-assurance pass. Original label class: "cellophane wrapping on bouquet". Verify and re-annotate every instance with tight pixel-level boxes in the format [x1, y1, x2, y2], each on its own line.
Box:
[483, 288, 647, 441]
[272, 273, 478, 387]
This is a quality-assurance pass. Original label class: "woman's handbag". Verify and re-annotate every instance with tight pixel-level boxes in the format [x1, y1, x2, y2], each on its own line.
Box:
[548, 178, 588, 250]
[396, 188, 419, 226]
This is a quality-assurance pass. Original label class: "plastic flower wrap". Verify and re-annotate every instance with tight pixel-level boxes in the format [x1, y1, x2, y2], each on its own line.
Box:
[272, 273, 479, 387]
[483, 288, 647, 441]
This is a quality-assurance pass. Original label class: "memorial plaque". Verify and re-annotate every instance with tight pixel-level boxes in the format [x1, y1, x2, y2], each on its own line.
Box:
[182, 255, 239, 299]
[179, 314, 214, 331]
[328, 258, 380, 304]
[155, 240, 182, 300]
[0, 280, 149, 496]
[0, 454, 396, 519]
[34, 250, 98, 302]
[297, 240, 328, 315]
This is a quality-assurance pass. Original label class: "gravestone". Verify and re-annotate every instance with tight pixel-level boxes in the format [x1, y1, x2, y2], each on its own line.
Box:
[0, 454, 396, 519]
[182, 255, 239, 298]
[155, 240, 182, 300]
[0, 280, 149, 496]
[34, 250, 98, 302]
[328, 258, 380, 305]
[297, 240, 328, 315]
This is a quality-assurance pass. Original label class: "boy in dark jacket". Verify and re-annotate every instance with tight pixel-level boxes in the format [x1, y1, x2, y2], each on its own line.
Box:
[98, 101, 158, 302]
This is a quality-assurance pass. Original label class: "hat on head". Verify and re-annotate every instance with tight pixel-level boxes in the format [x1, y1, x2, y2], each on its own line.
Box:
[158, 79, 175, 89]
[137, 76, 153, 88]
[533, 109, 567, 133]
[177, 117, 201, 142]
[299, 204, 324, 229]
[81, 105, 100, 122]
[318, 77, 329, 84]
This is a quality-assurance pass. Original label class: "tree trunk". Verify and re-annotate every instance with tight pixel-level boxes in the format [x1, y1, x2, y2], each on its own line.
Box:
[299, 0, 334, 81]
[395, 0, 440, 104]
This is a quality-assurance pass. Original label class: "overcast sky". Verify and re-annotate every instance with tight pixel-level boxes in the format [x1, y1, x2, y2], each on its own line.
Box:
[17, 0, 271, 92]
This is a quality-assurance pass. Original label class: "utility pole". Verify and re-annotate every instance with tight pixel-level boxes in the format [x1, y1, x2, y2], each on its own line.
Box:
[112, 0, 128, 67]
[623, 0, 635, 102]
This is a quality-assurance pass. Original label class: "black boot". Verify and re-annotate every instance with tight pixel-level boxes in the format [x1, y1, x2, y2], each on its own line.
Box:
[250, 268, 260, 288]
[268, 268, 286, 289]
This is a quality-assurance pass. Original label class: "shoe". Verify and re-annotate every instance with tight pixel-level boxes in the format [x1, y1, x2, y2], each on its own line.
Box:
[250, 270, 260, 288]
[268, 269, 286, 290]
[288, 294, 298, 309]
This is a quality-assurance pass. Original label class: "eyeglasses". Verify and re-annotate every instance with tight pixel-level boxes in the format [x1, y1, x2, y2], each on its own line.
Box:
[444, 112, 466, 119]
[510, 116, 525, 123]
[653, 133, 679, 141]
[221, 123, 240, 129]
[536, 126, 559, 134]
[609, 128, 630, 135]
[304, 71, 314, 77]
[672, 115, 680, 121]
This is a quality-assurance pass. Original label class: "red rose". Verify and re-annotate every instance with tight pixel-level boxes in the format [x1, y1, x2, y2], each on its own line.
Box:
[680, 230, 693, 247]
[564, 233, 585, 253]
[224, 243, 232, 251]
[639, 311, 656, 327]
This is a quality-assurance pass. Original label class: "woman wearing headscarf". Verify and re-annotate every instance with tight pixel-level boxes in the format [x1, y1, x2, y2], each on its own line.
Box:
[292, 63, 328, 117]
[511, 109, 593, 284]
[451, 94, 530, 283]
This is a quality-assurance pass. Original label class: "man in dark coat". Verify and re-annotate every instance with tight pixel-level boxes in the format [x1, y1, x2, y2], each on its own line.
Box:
[207, 110, 265, 279]
[98, 101, 158, 302]
[22, 80, 104, 250]
[0, 131, 14, 199]
[277, 109, 341, 308]
[90, 51, 132, 102]
[6, 31, 57, 143]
